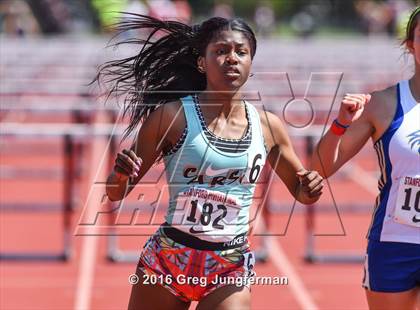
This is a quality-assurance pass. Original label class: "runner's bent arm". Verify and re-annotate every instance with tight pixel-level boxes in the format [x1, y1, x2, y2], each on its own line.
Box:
[311, 93, 375, 178]
[264, 112, 323, 205]
[106, 103, 178, 201]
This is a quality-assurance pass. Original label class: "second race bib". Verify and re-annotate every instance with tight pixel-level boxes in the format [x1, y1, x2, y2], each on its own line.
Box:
[392, 175, 420, 228]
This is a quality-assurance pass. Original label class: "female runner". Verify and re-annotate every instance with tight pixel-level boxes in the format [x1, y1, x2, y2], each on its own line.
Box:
[312, 6, 419, 310]
[97, 14, 324, 310]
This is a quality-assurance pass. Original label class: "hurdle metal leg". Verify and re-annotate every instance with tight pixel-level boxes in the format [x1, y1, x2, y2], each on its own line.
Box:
[0, 135, 74, 261]
[303, 136, 364, 264]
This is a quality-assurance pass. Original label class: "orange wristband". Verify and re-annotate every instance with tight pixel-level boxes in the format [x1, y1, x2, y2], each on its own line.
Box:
[330, 119, 349, 136]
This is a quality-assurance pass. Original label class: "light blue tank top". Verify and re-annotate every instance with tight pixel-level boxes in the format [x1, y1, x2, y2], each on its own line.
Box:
[163, 95, 268, 242]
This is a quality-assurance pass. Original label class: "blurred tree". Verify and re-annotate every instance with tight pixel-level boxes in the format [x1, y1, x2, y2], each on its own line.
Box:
[188, 0, 214, 18]
[186, 0, 418, 33]
[91, 0, 128, 30]
[232, 0, 257, 17]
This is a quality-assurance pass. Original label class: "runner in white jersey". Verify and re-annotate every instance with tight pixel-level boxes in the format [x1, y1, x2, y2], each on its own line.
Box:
[312, 6, 420, 310]
[96, 14, 324, 310]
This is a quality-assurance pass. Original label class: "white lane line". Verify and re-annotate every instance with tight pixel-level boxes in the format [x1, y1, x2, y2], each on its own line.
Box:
[74, 236, 98, 310]
[268, 236, 319, 310]
[74, 117, 110, 310]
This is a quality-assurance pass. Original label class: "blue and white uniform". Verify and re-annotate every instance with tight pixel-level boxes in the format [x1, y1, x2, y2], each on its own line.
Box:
[162, 95, 268, 243]
[363, 80, 420, 292]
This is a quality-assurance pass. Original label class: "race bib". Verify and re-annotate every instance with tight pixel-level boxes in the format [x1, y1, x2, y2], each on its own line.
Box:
[171, 187, 242, 238]
[393, 175, 420, 228]
[243, 252, 256, 278]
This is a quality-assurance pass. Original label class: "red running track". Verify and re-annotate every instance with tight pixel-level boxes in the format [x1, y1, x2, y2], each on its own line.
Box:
[1, 136, 375, 310]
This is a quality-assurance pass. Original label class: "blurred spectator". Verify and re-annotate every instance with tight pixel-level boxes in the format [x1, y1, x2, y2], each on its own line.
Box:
[147, 0, 191, 23]
[148, 0, 175, 20]
[354, 0, 395, 36]
[290, 10, 316, 38]
[125, 0, 149, 16]
[26, 0, 71, 34]
[0, 0, 39, 36]
[254, 1, 275, 37]
[213, 0, 234, 19]
[290, 2, 333, 38]
[121, 0, 150, 38]
[173, 0, 192, 23]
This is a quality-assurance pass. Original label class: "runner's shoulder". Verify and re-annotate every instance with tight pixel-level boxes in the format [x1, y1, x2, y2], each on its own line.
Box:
[366, 85, 397, 113]
[138, 99, 186, 148]
[152, 99, 184, 121]
[147, 99, 186, 130]
[255, 109, 282, 128]
[255, 108, 289, 149]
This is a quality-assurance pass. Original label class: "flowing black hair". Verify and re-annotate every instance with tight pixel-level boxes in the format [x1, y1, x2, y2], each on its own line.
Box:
[93, 13, 257, 142]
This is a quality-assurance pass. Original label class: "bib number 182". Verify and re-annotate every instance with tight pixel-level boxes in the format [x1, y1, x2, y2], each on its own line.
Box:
[186, 199, 227, 229]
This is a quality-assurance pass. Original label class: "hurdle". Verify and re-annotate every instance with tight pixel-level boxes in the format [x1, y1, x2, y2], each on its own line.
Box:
[288, 126, 365, 263]
[0, 97, 120, 185]
[0, 122, 124, 261]
[0, 131, 74, 261]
